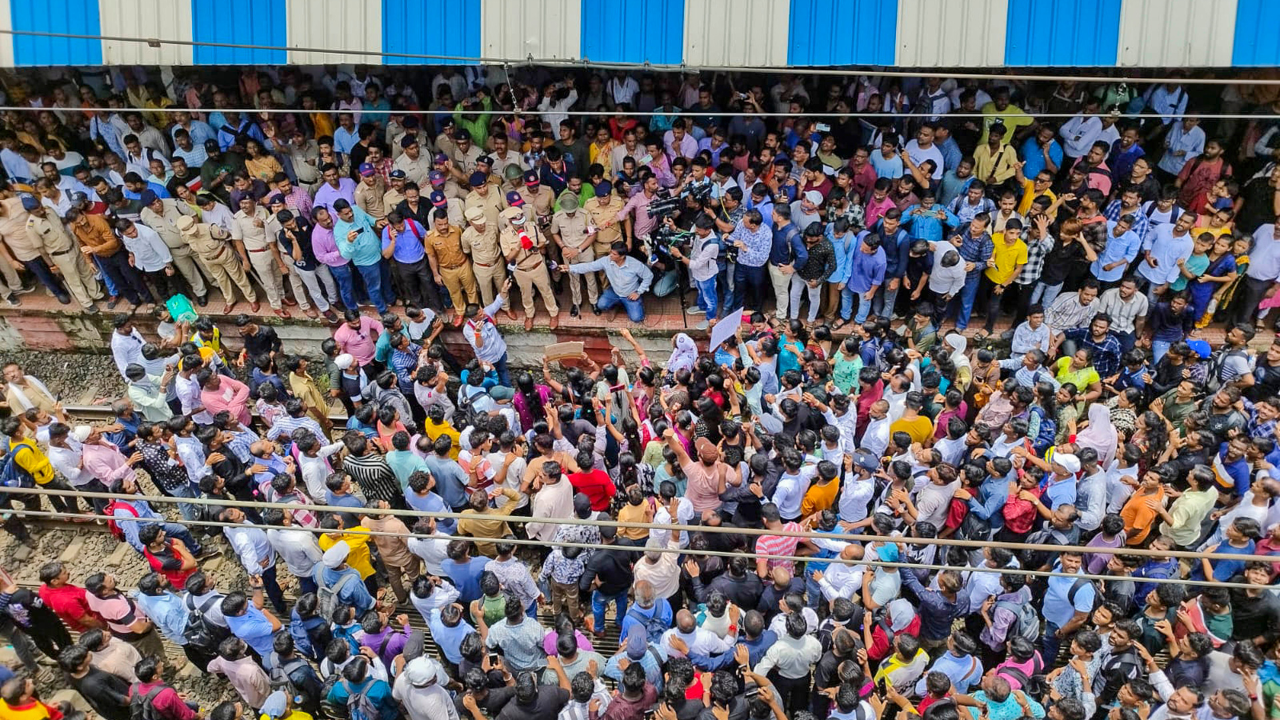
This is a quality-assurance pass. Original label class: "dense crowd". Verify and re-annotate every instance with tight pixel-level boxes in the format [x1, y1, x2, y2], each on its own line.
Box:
[0, 64, 1275, 720]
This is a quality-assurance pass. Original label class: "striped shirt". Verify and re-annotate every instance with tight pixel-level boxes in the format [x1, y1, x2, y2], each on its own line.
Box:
[756, 522, 803, 573]
[1096, 288, 1149, 335]
[342, 452, 402, 506]
[265, 414, 325, 444]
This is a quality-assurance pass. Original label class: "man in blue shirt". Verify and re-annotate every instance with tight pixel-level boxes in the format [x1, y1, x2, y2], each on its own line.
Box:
[845, 231, 886, 325]
[949, 215, 995, 331]
[1090, 217, 1142, 287]
[215, 112, 266, 152]
[569, 241, 654, 322]
[441, 540, 490, 605]
[314, 541, 376, 615]
[768, 204, 807, 319]
[727, 209, 772, 314]
[1041, 551, 1096, 662]
[332, 199, 391, 314]
[221, 584, 283, 669]
[1021, 125, 1064, 180]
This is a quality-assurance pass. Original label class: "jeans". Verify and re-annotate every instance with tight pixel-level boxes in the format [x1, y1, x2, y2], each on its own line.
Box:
[93, 255, 118, 297]
[1031, 280, 1065, 309]
[170, 481, 199, 522]
[1152, 339, 1173, 365]
[804, 572, 823, 610]
[853, 288, 875, 323]
[695, 277, 717, 318]
[1115, 330, 1136, 354]
[493, 353, 511, 388]
[651, 269, 678, 298]
[730, 263, 767, 315]
[788, 275, 821, 321]
[96, 251, 153, 305]
[954, 274, 982, 330]
[355, 262, 388, 313]
[327, 262, 359, 310]
[297, 576, 318, 596]
[591, 590, 628, 632]
[872, 279, 900, 319]
[260, 564, 288, 615]
[1041, 621, 1063, 665]
[597, 288, 645, 322]
[159, 522, 203, 557]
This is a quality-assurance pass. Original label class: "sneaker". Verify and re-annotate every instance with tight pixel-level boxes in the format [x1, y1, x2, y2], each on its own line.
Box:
[55, 294, 71, 305]
[570, 304, 580, 318]
[686, 307, 705, 315]
[106, 295, 120, 310]
[694, 320, 709, 330]
[14, 283, 35, 295]
[5, 295, 19, 307]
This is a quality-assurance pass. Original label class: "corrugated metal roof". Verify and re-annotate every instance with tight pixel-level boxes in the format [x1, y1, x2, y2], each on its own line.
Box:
[383, 0, 479, 64]
[1117, 0, 1236, 67]
[101, 0, 194, 66]
[685, 0, 789, 67]
[896, 0, 1007, 68]
[11, 0, 101, 66]
[582, 0, 685, 64]
[1005, 0, 1121, 66]
[1232, 0, 1280, 67]
[191, 0, 286, 65]
[483, 0, 581, 61]
[788, 0, 898, 67]
[286, 0, 380, 65]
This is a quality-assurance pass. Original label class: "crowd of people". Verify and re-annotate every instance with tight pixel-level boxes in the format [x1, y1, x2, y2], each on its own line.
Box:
[0, 64, 1275, 720]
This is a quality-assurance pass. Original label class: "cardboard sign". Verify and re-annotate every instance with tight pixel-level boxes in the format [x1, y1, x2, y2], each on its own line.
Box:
[545, 341, 585, 361]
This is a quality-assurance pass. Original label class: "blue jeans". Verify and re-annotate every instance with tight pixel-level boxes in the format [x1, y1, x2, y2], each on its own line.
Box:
[955, 274, 982, 330]
[695, 277, 717, 317]
[355, 262, 388, 313]
[597, 288, 645, 322]
[93, 255, 119, 297]
[159, 522, 202, 557]
[297, 576, 318, 596]
[328, 262, 359, 310]
[873, 279, 900, 319]
[1032, 280, 1065, 309]
[1116, 330, 1136, 354]
[804, 571, 823, 610]
[854, 288, 876, 323]
[1041, 621, 1063, 665]
[170, 482, 199, 522]
[651, 269, 677, 298]
[592, 590, 628, 632]
[1152, 339, 1173, 365]
[493, 353, 511, 388]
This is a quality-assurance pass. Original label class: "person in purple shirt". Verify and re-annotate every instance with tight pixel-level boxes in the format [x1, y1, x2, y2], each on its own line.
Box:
[313, 163, 358, 212]
[380, 211, 433, 311]
[358, 611, 413, 667]
[310, 206, 359, 311]
[844, 232, 887, 325]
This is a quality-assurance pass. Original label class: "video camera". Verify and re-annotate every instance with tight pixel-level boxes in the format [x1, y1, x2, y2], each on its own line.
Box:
[645, 190, 682, 221]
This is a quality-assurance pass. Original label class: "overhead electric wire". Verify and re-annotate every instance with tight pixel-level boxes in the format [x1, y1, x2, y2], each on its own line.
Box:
[1, 27, 1278, 86]
[0, 484, 1265, 591]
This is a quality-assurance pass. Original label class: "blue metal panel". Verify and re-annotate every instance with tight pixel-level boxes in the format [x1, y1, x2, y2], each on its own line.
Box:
[581, 0, 685, 64]
[1232, 0, 1280, 66]
[383, 0, 479, 64]
[787, 0, 897, 67]
[1005, 0, 1120, 66]
[191, 0, 286, 65]
[11, 0, 101, 67]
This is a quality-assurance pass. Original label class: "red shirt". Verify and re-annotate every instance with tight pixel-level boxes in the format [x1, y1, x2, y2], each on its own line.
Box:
[37, 583, 104, 632]
[143, 540, 195, 589]
[568, 468, 616, 511]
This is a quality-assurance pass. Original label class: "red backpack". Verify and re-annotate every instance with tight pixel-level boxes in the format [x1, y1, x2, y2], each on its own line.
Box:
[104, 501, 139, 542]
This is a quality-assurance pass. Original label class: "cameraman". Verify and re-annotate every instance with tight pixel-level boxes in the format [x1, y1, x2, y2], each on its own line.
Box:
[669, 214, 720, 331]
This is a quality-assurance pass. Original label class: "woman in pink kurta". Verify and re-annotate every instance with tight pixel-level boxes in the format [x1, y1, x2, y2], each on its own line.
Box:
[199, 372, 252, 427]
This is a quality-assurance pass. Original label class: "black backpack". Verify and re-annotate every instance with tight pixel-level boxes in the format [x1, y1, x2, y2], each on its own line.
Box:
[183, 594, 229, 657]
[129, 685, 164, 720]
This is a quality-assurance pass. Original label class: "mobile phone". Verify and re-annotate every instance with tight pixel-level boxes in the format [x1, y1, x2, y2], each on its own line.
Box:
[815, 122, 831, 132]
[488, 652, 500, 665]
[744, 687, 760, 699]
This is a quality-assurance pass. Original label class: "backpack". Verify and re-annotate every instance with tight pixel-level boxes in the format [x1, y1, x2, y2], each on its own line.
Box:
[269, 657, 309, 696]
[995, 598, 1041, 644]
[625, 606, 668, 645]
[183, 593, 228, 657]
[342, 679, 380, 720]
[997, 655, 1045, 697]
[315, 566, 356, 619]
[0, 445, 35, 489]
[104, 501, 140, 542]
[290, 613, 331, 661]
[1067, 577, 1105, 613]
[454, 386, 488, 429]
[129, 685, 164, 720]
[1205, 347, 1251, 392]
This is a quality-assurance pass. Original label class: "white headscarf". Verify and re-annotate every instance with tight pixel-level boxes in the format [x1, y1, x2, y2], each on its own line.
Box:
[1077, 403, 1119, 466]
[666, 333, 697, 374]
[945, 333, 971, 370]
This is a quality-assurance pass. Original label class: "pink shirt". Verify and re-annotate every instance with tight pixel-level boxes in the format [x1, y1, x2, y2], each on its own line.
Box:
[865, 195, 896, 228]
[333, 316, 383, 366]
[82, 440, 137, 487]
[201, 376, 252, 427]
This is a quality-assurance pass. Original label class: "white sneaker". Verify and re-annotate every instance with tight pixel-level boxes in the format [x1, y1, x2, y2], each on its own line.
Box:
[694, 320, 709, 330]
[686, 307, 705, 315]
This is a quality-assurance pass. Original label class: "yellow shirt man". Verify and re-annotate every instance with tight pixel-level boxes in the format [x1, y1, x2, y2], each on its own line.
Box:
[319, 529, 375, 579]
[985, 233, 1029, 286]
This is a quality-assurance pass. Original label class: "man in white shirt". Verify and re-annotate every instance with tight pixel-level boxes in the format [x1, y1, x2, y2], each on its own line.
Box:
[1059, 100, 1104, 164]
[905, 124, 945, 180]
[109, 315, 149, 380]
[263, 507, 323, 596]
[219, 506, 287, 614]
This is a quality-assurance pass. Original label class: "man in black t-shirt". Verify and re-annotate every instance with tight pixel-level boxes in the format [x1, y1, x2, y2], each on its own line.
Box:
[58, 644, 131, 720]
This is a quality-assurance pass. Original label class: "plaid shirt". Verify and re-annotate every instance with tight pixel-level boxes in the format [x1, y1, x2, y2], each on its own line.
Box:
[1244, 397, 1277, 440]
[1016, 235, 1055, 285]
[956, 228, 994, 278]
[1063, 328, 1123, 377]
[1103, 199, 1151, 244]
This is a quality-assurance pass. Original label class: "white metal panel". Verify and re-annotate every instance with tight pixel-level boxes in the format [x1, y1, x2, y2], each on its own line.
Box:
[98, 0, 193, 66]
[1117, 0, 1236, 67]
[482, 0, 580, 61]
[287, 0, 382, 65]
[0, 0, 13, 68]
[685, 0, 788, 67]
[896, 0, 1007, 68]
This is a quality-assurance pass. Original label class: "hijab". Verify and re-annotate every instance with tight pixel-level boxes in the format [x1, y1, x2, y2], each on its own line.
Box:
[666, 333, 697, 374]
[945, 333, 971, 370]
[1077, 403, 1119, 466]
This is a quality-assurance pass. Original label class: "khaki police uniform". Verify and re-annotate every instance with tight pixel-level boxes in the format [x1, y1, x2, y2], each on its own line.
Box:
[26, 213, 100, 308]
[499, 206, 558, 320]
[230, 205, 285, 309]
[424, 224, 478, 310]
[140, 198, 208, 299]
[175, 215, 257, 305]
[550, 207, 598, 308]
[461, 207, 508, 311]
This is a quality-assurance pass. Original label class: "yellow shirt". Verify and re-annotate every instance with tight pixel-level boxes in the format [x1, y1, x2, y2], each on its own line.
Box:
[318, 529, 375, 579]
[1017, 179, 1056, 215]
[10, 438, 54, 485]
[890, 415, 934, 445]
[289, 372, 328, 415]
[422, 419, 461, 459]
[800, 479, 840, 518]
[985, 236, 1029, 285]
